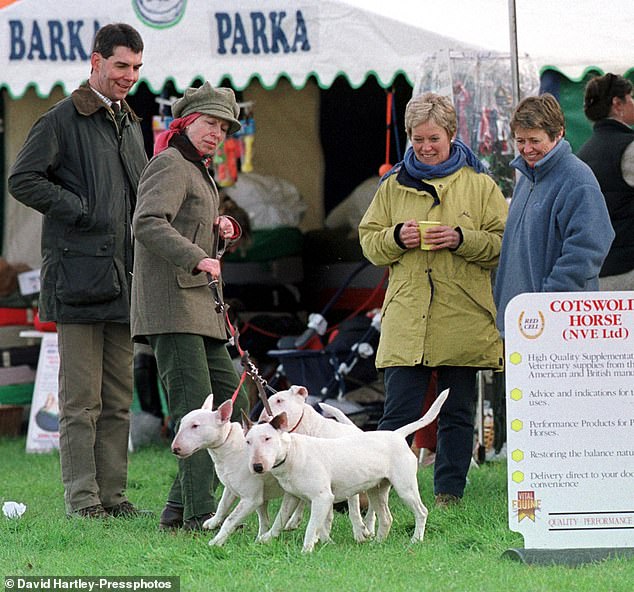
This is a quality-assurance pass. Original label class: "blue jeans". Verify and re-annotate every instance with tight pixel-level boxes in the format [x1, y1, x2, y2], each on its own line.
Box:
[379, 365, 478, 498]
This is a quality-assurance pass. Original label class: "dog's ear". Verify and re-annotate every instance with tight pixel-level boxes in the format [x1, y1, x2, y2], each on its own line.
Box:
[258, 407, 273, 422]
[291, 385, 309, 400]
[201, 393, 214, 411]
[217, 399, 233, 423]
[241, 409, 254, 433]
[270, 411, 288, 431]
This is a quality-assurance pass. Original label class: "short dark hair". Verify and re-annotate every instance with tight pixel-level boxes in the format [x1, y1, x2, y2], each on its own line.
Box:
[584, 73, 633, 121]
[510, 93, 565, 141]
[92, 23, 144, 58]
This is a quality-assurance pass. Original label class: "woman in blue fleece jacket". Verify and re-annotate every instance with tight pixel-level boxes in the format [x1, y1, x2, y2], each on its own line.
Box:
[494, 94, 614, 336]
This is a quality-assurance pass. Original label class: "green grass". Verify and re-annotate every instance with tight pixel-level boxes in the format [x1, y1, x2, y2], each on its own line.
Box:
[1, 436, 633, 592]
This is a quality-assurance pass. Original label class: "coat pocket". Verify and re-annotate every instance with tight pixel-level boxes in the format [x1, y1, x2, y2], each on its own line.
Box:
[176, 268, 210, 289]
[56, 234, 121, 305]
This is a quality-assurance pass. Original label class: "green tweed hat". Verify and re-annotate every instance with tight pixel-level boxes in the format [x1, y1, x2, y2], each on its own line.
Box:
[172, 81, 241, 135]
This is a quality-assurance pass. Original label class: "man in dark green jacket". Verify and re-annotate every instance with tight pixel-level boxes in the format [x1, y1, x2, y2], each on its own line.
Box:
[8, 23, 148, 519]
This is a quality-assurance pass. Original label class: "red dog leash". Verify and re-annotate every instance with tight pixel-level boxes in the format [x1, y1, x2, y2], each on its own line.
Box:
[208, 222, 273, 416]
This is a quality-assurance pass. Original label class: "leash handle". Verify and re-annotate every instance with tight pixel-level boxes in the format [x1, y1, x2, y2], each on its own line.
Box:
[211, 221, 221, 259]
[212, 219, 231, 261]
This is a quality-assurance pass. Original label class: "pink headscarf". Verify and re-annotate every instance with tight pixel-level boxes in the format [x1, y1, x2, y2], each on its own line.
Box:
[153, 113, 202, 156]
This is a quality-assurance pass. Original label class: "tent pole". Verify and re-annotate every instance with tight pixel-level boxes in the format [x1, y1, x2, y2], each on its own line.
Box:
[508, 0, 521, 106]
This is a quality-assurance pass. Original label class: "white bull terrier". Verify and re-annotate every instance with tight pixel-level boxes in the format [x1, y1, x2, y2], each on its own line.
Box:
[171, 394, 289, 546]
[245, 388, 449, 553]
[263, 385, 359, 436]
[263, 385, 373, 534]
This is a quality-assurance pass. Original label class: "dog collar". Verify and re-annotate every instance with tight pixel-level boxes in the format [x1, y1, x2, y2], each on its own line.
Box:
[272, 456, 287, 469]
[288, 410, 305, 433]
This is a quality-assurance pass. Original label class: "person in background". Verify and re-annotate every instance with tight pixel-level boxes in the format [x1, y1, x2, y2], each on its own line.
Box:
[359, 92, 507, 507]
[131, 82, 250, 531]
[8, 24, 148, 518]
[494, 94, 614, 334]
[577, 73, 634, 290]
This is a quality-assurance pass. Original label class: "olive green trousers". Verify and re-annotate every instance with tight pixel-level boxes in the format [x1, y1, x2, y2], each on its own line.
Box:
[148, 333, 249, 521]
[57, 322, 133, 514]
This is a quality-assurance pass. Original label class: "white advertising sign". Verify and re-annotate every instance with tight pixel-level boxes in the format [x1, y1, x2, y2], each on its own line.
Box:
[25, 332, 60, 453]
[505, 292, 634, 549]
[17, 268, 41, 296]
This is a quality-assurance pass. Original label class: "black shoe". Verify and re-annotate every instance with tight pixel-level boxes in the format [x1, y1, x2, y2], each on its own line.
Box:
[68, 504, 110, 519]
[182, 512, 214, 532]
[159, 502, 184, 530]
[105, 501, 153, 518]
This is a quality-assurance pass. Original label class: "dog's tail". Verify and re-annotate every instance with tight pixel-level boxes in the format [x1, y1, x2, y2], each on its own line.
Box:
[395, 388, 449, 438]
[318, 402, 356, 425]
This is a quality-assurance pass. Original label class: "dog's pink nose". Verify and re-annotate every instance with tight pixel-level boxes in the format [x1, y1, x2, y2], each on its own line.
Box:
[253, 463, 264, 474]
[172, 446, 180, 455]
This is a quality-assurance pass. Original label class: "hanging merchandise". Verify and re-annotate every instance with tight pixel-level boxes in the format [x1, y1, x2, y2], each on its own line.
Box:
[413, 51, 539, 198]
[453, 81, 472, 145]
[378, 90, 394, 176]
[236, 101, 256, 173]
[494, 85, 513, 154]
[215, 100, 256, 185]
[477, 107, 494, 155]
[152, 93, 176, 147]
[378, 88, 403, 176]
[214, 138, 241, 187]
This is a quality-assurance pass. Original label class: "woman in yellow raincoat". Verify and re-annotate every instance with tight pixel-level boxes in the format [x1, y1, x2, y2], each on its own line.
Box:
[359, 92, 507, 507]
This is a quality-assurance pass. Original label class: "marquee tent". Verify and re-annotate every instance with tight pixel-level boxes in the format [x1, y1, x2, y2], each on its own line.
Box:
[2, 0, 511, 265]
[339, 0, 634, 82]
[0, 0, 492, 98]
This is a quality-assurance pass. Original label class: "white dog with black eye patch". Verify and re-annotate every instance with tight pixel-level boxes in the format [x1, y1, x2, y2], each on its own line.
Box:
[245, 389, 449, 553]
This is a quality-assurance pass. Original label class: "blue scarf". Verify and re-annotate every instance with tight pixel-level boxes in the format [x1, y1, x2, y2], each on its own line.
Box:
[382, 138, 487, 182]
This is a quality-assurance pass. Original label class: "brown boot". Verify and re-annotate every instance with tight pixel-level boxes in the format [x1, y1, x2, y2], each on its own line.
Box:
[105, 501, 153, 518]
[158, 502, 184, 530]
[68, 504, 110, 519]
